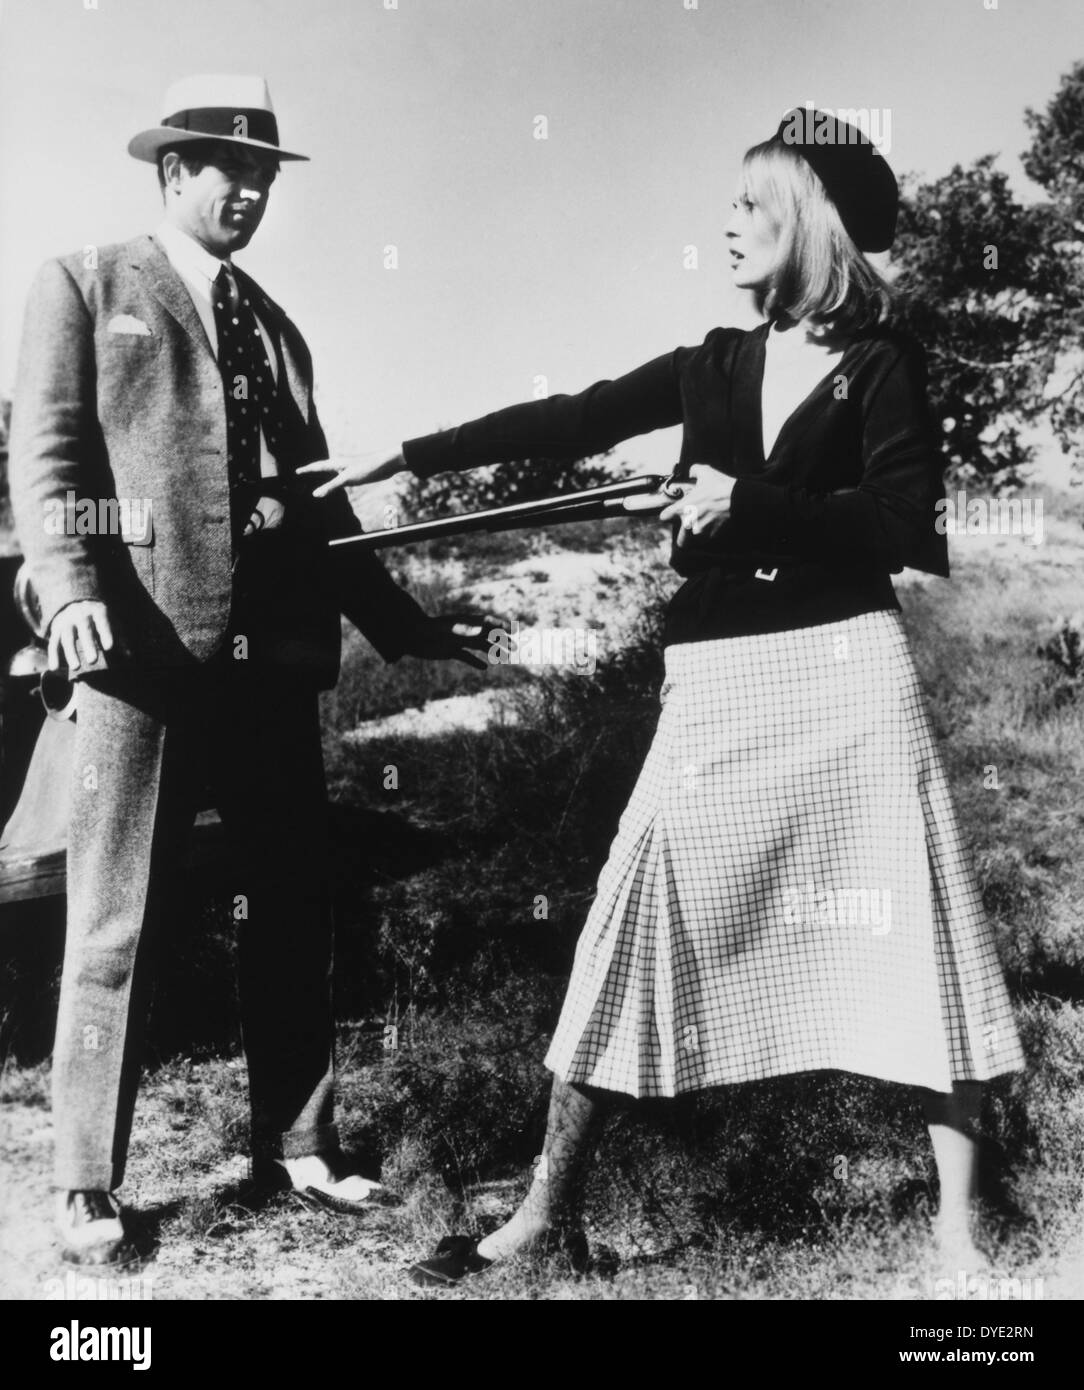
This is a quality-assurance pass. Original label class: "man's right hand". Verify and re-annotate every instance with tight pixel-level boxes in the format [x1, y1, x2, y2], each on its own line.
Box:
[47, 600, 117, 673]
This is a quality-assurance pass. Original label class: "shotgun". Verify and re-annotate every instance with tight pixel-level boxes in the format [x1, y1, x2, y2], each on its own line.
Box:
[329, 473, 686, 552]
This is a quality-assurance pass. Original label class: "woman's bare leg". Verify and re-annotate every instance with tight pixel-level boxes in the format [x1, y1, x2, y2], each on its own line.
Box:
[476, 1077, 600, 1261]
[921, 1081, 984, 1259]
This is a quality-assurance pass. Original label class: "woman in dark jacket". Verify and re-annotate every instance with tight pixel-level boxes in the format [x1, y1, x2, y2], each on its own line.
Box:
[304, 110, 1023, 1285]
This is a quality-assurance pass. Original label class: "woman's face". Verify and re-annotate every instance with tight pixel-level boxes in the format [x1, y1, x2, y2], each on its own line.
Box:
[724, 179, 782, 293]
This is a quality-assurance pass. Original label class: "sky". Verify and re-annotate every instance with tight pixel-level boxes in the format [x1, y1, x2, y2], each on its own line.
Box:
[1, 0, 1082, 473]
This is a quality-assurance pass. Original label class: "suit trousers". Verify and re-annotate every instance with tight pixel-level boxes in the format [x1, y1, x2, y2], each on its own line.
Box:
[51, 653, 339, 1191]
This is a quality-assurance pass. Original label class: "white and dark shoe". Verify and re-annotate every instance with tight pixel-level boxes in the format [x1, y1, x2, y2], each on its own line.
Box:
[56, 1190, 139, 1268]
[253, 1153, 392, 1214]
[408, 1228, 589, 1288]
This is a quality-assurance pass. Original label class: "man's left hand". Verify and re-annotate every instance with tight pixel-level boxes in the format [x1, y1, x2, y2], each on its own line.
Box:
[244, 494, 286, 536]
[400, 613, 502, 669]
[658, 463, 737, 543]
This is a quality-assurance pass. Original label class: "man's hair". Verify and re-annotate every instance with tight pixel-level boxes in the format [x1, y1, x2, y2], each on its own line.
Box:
[156, 141, 217, 197]
[740, 139, 892, 333]
[155, 140, 280, 199]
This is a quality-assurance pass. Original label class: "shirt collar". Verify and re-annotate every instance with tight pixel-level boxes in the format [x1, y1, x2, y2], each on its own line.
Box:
[155, 219, 230, 285]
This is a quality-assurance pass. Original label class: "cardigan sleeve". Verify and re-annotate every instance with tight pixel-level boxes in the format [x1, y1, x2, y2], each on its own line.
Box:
[401, 347, 688, 476]
[727, 339, 949, 575]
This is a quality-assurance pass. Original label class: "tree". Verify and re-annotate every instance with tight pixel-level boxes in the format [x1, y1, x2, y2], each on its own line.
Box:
[891, 64, 1084, 488]
[398, 449, 621, 523]
[0, 396, 10, 475]
[0, 397, 12, 542]
[1022, 59, 1084, 468]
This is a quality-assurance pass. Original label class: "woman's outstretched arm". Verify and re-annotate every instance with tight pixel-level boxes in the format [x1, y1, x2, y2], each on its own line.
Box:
[299, 345, 689, 494]
[402, 348, 687, 477]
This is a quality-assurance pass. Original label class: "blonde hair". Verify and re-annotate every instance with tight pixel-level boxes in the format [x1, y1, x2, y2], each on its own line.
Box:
[740, 139, 892, 333]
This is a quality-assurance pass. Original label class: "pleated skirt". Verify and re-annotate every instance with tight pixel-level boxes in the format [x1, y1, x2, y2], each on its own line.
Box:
[544, 610, 1024, 1097]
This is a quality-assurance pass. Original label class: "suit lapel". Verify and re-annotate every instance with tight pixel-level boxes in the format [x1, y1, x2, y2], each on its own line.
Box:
[132, 235, 216, 362]
[131, 243, 317, 464]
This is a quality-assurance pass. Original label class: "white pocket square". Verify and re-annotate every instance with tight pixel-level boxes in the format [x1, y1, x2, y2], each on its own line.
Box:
[107, 314, 152, 336]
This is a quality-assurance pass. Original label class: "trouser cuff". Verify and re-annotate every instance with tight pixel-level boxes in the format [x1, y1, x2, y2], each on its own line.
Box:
[53, 1168, 118, 1194]
[253, 1122, 340, 1162]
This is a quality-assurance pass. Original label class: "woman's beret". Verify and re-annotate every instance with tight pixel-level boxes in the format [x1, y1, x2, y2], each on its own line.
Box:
[775, 108, 899, 253]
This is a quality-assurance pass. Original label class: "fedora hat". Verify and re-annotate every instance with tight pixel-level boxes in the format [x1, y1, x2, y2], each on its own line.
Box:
[128, 74, 309, 164]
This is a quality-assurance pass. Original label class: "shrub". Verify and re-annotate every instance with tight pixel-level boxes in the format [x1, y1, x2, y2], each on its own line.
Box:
[1036, 614, 1084, 707]
[398, 452, 622, 518]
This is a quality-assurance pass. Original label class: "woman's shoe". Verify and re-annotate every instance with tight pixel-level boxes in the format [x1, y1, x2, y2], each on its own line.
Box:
[408, 1236, 493, 1288]
[407, 1228, 590, 1288]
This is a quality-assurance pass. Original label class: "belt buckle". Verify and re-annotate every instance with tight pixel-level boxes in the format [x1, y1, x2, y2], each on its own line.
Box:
[754, 566, 779, 582]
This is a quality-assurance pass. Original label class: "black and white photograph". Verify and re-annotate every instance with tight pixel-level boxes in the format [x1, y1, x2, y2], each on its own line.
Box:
[0, 0, 1081, 1338]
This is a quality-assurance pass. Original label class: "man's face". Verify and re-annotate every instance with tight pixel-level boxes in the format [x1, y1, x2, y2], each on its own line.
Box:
[162, 142, 279, 257]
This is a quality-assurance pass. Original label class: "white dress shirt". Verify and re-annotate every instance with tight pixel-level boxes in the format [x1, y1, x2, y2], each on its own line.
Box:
[155, 220, 280, 482]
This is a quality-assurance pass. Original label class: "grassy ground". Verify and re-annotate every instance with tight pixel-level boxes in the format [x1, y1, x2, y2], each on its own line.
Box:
[1, 496, 1082, 1301]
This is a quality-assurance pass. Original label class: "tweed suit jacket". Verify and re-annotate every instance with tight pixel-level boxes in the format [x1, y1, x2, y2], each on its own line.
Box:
[9, 233, 424, 678]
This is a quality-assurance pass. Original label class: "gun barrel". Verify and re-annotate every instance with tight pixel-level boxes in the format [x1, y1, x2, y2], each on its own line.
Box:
[330, 474, 675, 552]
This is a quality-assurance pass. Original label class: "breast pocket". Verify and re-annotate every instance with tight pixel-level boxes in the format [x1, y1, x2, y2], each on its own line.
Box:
[97, 330, 165, 432]
[97, 327, 163, 385]
[97, 327, 162, 355]
[96, 324, 164, 386]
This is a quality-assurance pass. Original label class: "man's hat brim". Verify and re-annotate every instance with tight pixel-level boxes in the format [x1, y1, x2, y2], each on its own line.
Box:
[128, 128, 309, 164]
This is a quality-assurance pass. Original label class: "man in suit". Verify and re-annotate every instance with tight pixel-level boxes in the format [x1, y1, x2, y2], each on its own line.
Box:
[9, 75, 484, 1266]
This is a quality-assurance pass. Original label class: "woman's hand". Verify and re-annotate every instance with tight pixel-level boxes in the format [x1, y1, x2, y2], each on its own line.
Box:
[657, 464, 737, 543]
[297, 451, 407, 498]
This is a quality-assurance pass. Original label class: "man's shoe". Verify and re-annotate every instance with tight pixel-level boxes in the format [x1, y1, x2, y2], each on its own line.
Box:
[253, 1153, 391, 1215]
[55, 1191, 139, 1268]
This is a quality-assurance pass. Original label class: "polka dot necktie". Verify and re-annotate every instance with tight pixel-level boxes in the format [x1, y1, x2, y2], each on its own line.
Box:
[212, 263, 284, 535]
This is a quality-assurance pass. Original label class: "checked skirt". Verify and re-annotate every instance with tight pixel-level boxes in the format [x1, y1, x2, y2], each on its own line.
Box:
[544, 610, 1024, 1097]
